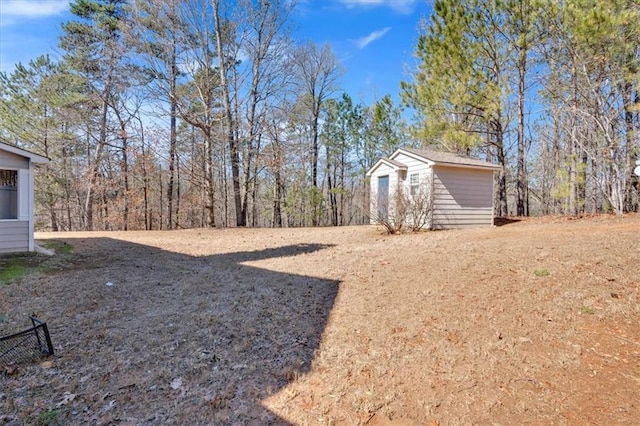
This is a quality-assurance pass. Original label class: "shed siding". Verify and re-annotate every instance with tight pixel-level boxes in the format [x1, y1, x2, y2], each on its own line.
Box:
[368, 162, 401, 224]
[0, 150, 29, 169]
[392, 152, 431, 171]
[432, 166, 494, 229]
[393, 153, 431, 192]
[0, 221, 29, 253]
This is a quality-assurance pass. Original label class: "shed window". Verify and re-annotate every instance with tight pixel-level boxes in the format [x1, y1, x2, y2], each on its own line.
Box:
[409, 173, 420, 195]
[0, 169, 18, 219]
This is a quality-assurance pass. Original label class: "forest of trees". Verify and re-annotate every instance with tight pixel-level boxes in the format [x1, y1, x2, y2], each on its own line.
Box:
[403, 0, 640, 217]
[0, 0, 638, 232]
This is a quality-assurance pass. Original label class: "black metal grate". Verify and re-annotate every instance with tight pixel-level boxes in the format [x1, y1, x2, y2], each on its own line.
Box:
[0, 317, 54, 366]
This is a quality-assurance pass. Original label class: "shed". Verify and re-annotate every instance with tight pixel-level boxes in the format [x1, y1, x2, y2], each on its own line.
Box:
[0, 142, 49, 253]
[366, 148, 501, 230]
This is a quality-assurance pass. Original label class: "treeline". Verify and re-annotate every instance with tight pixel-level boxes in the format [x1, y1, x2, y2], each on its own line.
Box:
[403, 0, 640, 216]
[0, 0, 405, 231]
[1, 0, 639, 232]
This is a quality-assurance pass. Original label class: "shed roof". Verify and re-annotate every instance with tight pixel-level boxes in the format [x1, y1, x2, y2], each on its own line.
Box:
[365, 156, 408, 176]
[397, 148, 501, 170]
[0, 141, 49, 164]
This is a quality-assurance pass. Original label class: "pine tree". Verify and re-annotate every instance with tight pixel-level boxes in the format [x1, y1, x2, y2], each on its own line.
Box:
[59, 0, 130, 230]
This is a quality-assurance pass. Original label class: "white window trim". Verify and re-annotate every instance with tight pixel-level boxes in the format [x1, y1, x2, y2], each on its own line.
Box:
[409, 173, 420, 195]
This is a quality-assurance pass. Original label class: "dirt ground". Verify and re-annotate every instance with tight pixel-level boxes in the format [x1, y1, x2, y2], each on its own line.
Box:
[1, 214, 639, 425]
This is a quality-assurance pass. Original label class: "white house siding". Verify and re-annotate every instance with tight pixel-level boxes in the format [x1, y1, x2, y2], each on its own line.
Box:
[0, 220, 29, 253]
[391, 152, 433, 196]
[432, 166, 495, 229]
[0, 143, 46, 253]
[0, 149, 29, 169]
[368, 162, 401, 224]
[392, 152, 432, 172]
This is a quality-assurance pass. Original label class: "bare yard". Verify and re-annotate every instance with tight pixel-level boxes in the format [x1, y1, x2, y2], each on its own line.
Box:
[1, 215, 639, 424]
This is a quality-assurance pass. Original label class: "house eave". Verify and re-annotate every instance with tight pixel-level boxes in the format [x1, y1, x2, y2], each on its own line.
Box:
[392, 147, 500, 171]
[390, 148, 436, 167]
[432, 162, 502, 171]
[366, 158, 408, 177]
[0, 141, 50, 164]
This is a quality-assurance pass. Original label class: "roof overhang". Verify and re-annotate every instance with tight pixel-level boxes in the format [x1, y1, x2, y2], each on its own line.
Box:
[366, 157, 408, 177]
[0, 141, 50, 164]
[389, 148, 436, 167]
[432, 162, 502, 171]
[392, 147, 501, 171]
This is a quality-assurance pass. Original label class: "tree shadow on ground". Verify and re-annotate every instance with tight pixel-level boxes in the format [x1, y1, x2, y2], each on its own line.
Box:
[0, 237, 339, 424]
[494, 217, 522, 227]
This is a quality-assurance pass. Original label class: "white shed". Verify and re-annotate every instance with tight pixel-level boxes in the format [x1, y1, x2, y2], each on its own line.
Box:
[0, 142, 49, 253]
[366, 148, 501, 230]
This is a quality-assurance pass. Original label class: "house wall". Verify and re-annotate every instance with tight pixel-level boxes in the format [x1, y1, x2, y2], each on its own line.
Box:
[369, 156, 436, 228]
[392, 152, 432, 194]
[392, 152, 431, 172]
[0, 148, 33, 252]
[368, 163, 401, 224]
[432, 166, 495, 229]
[0, 221, 29, 253]
[393, 154, 433, 229]
[0, 149, 29, 169]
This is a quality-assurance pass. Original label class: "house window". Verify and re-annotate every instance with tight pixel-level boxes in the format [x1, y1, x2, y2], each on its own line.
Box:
[409, 173, 419, 195]
[0, 169, 18, 219]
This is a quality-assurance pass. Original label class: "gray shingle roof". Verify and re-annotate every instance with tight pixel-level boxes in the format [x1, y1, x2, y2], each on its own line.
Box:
[401, 147, 500, 169]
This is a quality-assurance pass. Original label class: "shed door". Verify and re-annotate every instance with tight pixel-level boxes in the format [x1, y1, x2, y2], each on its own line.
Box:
[377, 175, 389, 221]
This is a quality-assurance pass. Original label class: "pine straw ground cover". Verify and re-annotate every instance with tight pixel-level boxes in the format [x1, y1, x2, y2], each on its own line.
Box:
[1, 214, 639, 425]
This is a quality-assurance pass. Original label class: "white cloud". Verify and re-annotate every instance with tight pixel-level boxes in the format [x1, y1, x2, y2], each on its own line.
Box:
[355, 27, 391, 49]
[339, 0, 416, 14]
[2, 0, 69, 18]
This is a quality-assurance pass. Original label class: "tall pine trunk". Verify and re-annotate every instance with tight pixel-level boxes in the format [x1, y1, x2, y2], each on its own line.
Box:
[516, 37, 527, 216]
[213, 0, 243, 227]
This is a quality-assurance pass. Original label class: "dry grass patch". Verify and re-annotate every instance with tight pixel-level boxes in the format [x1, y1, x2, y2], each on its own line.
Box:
[1, 215, 639, 424]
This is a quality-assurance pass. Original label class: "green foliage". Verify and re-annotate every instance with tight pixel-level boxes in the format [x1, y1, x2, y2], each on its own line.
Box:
[35, 408, 63, 426]
[0, 55, 87, 149]
[533, 268, 550, 277]
[0, 241, 73, 285]
[550, 157, 586, 209]
[0, 263, 27, 285]
[401, 0, 504, 152]
[0, 253, 37, 285]
[581, 306, 594, 315]
[364, 94, 404, 158]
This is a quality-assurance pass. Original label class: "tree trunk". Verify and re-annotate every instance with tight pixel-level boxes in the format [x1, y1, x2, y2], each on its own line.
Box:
[494, 119, 508, 217]
[213, 0, 243, 227]
[568, 59, 579, 216]
[516, 38, 527, 216]
[167, 41, 177, 230]
[622, 82, 636, 212]
[85, 86, 110, 231]
[204, 130, 216, 227]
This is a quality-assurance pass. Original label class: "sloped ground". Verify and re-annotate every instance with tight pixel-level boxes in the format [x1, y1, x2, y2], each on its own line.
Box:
[1, 215, 639, 424]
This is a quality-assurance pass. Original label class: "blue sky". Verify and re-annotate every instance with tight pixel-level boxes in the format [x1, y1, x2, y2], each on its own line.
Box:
[0, 0, 431, 106]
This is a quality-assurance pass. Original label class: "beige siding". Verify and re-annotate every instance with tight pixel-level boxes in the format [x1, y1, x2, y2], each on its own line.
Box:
[432, 166, 494, 229]
[392, 152, 432, 195]
[0, 150, 29, 169]
[0, 221, 29, 253]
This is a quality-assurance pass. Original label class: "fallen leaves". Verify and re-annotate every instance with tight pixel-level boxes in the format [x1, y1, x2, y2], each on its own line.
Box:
[55, 391, 76, 408]
[40, 360, 54, 369]
[3, 365, 20, 376]
[170, 377, 183, 390]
